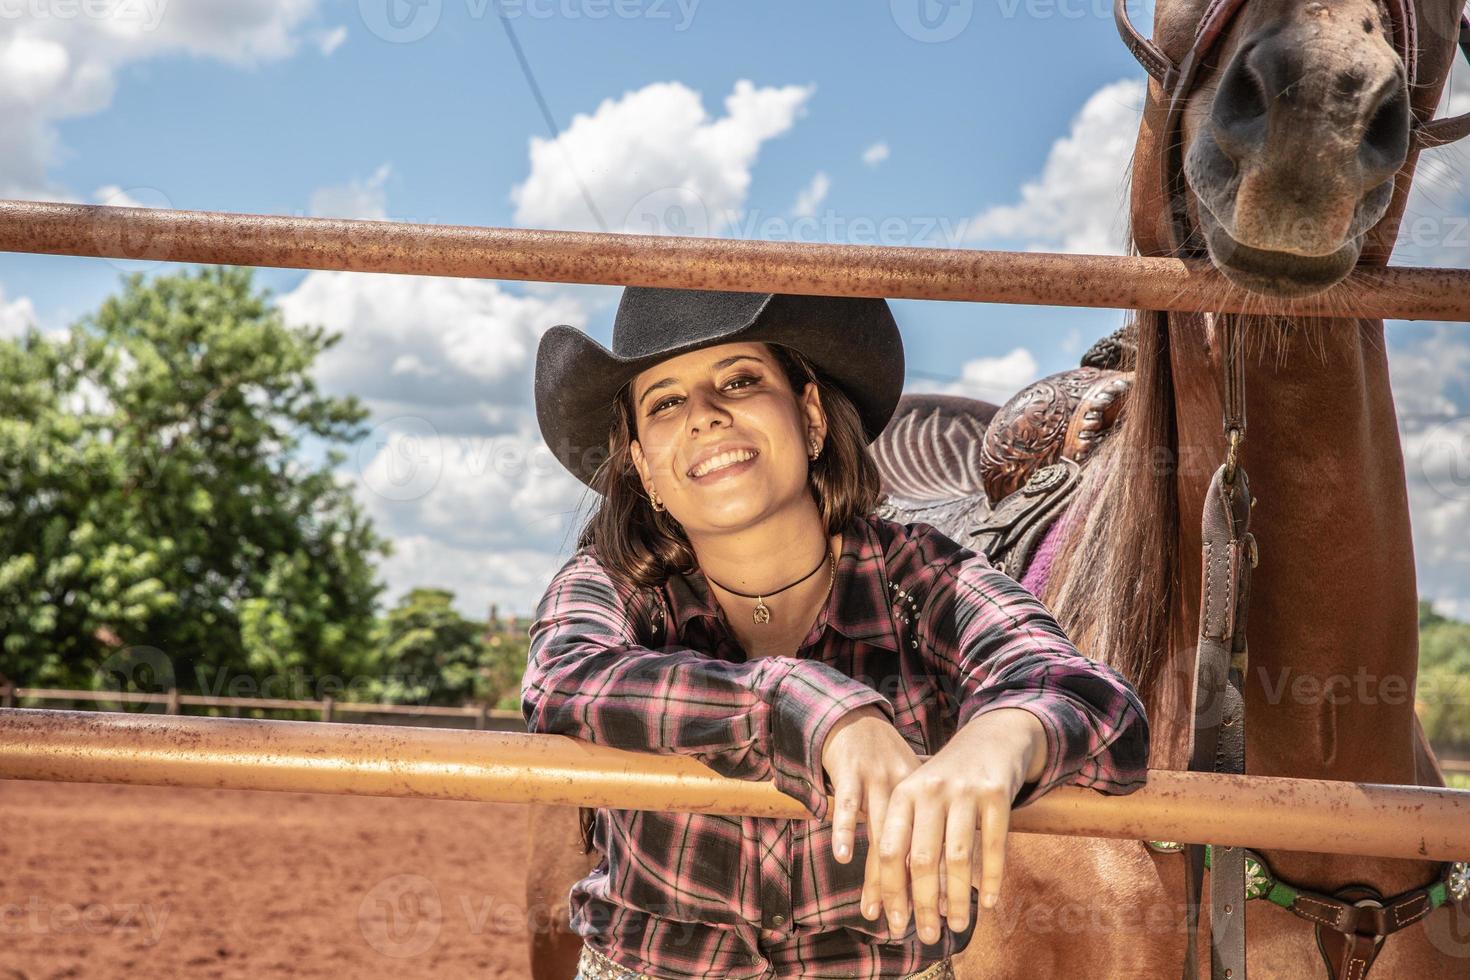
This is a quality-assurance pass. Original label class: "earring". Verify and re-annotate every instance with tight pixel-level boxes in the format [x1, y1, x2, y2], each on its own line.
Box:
[809, 438, 822, 461]
[648, 485, 666, 512]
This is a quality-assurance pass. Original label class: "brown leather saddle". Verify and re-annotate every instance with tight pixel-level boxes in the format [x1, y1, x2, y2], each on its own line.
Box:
[873, 327, 1134, 581]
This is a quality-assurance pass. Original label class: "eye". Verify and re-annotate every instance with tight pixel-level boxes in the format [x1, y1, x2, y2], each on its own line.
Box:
[723, 373, 759, 391]
[646, 373, 758, 417]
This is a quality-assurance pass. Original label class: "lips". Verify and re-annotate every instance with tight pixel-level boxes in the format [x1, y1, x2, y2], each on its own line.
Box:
[687, 446, 759, 479]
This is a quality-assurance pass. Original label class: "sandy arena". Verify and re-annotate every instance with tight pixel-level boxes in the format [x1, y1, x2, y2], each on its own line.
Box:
[0, 779, 541, 978]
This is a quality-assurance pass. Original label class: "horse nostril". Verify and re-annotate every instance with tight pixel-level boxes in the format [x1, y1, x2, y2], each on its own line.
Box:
[1211, 50, 1270, 159]
[1361, 83, 1410, 173]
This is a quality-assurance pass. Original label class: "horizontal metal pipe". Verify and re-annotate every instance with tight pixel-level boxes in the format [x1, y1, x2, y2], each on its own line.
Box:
[3, 709, 1467, 862]
[2, 200, 1468, 321]
[12, 687, 519, 718]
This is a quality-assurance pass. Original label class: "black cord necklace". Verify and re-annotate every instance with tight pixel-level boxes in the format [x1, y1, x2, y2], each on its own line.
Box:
[703, 549, 835, 625]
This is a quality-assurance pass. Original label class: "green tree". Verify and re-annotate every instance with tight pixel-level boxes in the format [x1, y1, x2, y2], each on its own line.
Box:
[365, 588, 491, 706]
[1418, 601, 1470, 753]
[0, 266, 388, 695]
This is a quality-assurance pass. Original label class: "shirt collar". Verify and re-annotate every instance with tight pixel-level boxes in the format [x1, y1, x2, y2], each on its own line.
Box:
[661, 513, 901, 655]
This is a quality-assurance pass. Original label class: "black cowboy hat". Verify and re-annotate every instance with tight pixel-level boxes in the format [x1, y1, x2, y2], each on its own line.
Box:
[535, 286, 905, 488]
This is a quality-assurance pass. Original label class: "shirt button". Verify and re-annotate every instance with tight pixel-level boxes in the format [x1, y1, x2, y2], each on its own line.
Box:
[771, 914, 785, 926]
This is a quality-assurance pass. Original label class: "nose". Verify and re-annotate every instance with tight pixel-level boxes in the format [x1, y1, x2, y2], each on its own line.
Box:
[1209, 31, 1410, 187]
[686, 386, 731, 433]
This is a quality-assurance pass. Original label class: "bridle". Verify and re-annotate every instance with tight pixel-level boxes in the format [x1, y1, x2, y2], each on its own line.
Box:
[1111, 3, 1470, 979]
[1114, 0, 1470, 256]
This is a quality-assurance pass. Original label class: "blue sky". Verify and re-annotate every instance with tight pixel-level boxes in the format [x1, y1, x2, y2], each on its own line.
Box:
[2, 0, 1468, 619]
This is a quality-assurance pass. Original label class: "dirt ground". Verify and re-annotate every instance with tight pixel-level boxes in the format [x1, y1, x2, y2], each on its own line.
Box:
[0, 779, 538, 979]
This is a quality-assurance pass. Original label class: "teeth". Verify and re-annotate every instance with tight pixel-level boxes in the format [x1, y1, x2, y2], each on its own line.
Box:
[691, 449, 756, 478]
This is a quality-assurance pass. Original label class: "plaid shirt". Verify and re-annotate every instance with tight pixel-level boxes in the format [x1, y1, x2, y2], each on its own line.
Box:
[523, 512, 1148, 980]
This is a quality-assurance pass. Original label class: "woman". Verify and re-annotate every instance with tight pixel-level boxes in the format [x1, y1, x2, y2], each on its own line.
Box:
[524, 287, 1149, 980]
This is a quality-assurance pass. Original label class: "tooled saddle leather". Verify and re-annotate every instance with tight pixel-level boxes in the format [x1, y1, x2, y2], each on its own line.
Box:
[875, 327, 1134, 581]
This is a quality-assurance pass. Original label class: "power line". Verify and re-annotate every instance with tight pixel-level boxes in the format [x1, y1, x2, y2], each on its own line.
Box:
[492, 2, 609, 233]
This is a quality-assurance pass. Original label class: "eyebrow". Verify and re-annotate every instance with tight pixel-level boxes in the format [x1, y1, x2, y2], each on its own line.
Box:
[637, 354, 765, 408]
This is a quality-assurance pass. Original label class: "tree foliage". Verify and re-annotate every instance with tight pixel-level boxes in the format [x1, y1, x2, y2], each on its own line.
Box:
[0, 266, 388, 694]
[1419, 601, 1470, 753]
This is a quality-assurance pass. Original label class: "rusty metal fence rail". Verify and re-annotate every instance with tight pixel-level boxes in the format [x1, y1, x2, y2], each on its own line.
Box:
[4, 199, 1470, 321]
[1, 708, 1467, 863]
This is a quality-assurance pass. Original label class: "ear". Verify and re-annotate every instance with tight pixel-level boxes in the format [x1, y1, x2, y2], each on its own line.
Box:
[629, 438, 652, 486]
[799, 381, 827, 447]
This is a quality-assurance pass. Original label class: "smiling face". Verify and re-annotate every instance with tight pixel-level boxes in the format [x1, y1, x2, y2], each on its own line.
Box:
[627, 341, 826, 535]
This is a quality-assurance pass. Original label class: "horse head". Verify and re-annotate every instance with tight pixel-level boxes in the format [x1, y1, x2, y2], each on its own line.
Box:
[1122, 0, 1469, 295]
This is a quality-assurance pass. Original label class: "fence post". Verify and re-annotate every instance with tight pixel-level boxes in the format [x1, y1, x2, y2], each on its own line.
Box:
[1, 683, 14, 708]
[166, 688, 180, 714]
[321, 696, 334, 723]
[476, 705, 489, 730]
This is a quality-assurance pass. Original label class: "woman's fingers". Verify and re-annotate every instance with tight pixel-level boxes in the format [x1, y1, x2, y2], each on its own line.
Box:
[977, 794, 1012, 910]
[878, 790, 915, 935]
[907, 789, 947, 944]
[829, 769, 861, 864]
[860, 783, 890, 921]
[943, 799, 978, 933]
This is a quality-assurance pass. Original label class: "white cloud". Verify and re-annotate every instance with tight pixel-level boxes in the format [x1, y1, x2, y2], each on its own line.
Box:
[1391, 323, 1470, 619]
[0, 283, 38, 339]
[278, 270, 586, 434]
[862, 141, 890, 166]
[0, 0, 321, 200]
[1390, 325, 1470, 418]
[907, 347, 1039, 404]
[309, 163, 393, 221]
[92, 184, 148, 208]
[373, 533, 577, 624]
[1394, 66, 1470, 267]
[510, 79, 815, 235]
[277, 267, 599, 616]
[792, 171, 830, 217]
[964, 78, 1144, 255]
[350, 426, 593, 614]
[317, 25, 348, 56]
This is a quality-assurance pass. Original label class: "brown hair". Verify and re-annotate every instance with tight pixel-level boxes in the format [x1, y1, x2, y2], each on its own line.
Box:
[1041, 303, 1180, 715]
[576, 342, 884, 591]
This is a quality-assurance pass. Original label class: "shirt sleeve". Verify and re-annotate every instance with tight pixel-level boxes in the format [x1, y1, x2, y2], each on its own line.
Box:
[901, 522, 1150, 809]
[521, 548, 897, 821]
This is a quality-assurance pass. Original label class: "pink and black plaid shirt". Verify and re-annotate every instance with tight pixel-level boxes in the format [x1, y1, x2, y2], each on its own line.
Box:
[522, 512, 1148, 980]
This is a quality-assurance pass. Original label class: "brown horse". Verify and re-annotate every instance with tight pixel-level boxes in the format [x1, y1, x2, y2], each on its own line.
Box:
[524, 2, 1470, 976]
[943, 1, 1470, 976]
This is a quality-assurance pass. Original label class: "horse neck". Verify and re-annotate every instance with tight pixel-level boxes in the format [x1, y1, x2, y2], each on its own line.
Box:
[1163, 312, 1422, 785]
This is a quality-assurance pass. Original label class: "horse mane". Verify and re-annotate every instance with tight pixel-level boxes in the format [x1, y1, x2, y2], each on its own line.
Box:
[1040, 243, 1181, 715]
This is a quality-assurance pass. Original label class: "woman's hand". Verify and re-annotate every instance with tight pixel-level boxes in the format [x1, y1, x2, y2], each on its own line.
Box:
[819, 705, 923, 913]
[875, 707, 1048, 944]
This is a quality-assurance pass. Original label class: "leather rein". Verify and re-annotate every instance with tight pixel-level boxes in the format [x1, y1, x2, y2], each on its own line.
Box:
[1112, 2, 1470, 979]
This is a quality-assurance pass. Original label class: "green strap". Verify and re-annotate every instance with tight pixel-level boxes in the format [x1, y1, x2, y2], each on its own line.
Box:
[1204, 844, 1448, 914]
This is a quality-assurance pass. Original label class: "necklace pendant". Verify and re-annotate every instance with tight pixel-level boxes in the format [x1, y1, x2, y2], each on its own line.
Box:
[752, 598, 771, 625]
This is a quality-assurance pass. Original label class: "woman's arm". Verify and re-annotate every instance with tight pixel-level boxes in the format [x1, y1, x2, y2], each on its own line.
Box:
[905, 524, 1150, 806]
[522, 548, 897, 821]
[869, 520, 1150, 943]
